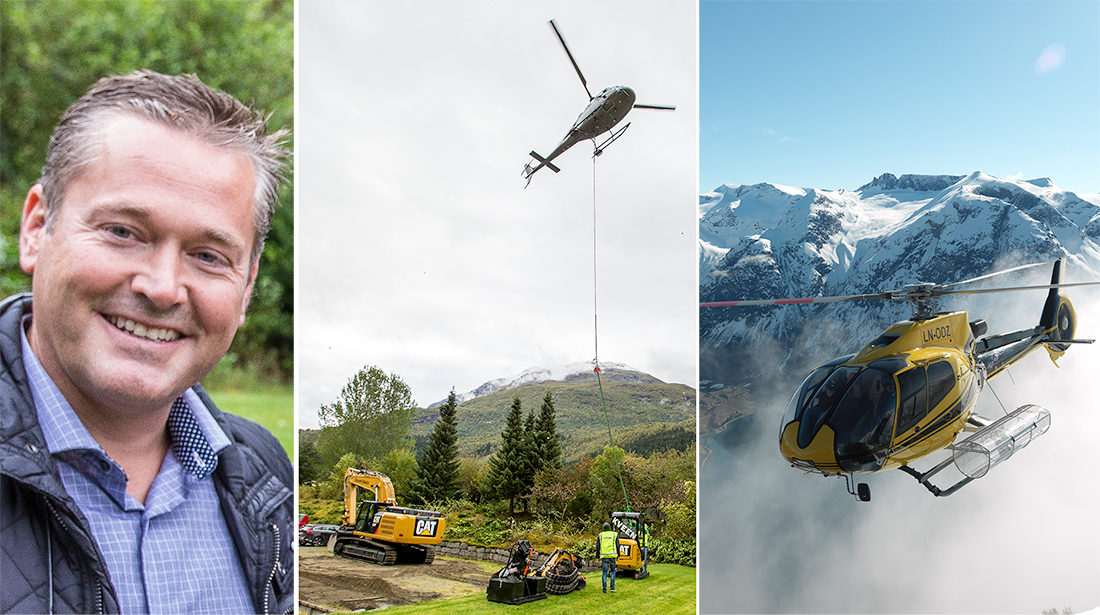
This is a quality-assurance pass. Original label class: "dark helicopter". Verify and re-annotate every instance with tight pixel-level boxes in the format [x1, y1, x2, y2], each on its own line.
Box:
[702, 260, 1098, 501]
[522, 19, 675, 188]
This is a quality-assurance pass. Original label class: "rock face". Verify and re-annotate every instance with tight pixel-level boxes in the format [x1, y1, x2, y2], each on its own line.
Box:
[699, 172, 1100, 389]
[437, 541, 599, 572]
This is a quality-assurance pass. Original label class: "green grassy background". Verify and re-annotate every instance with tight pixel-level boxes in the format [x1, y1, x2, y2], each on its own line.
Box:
[375, 561, 696, 615]
[209, 386, 293, 457]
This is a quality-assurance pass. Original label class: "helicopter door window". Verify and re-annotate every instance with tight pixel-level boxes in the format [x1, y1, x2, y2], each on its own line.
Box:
[896, 366, 928, 436]
[925, 361, 956, 413]
[830, 369, 898, 471]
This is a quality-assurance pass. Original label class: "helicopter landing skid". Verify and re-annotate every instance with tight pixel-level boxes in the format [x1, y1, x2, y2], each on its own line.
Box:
[593, 122, 630, 157]
[899, 460, 974, 497]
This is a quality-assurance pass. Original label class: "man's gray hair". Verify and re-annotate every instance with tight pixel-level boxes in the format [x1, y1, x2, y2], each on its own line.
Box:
[39, 70, 290, 264]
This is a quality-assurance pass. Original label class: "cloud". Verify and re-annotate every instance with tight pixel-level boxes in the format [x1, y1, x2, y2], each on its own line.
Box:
[701, 286, 1100, 613]
[760, 126, 798, 143]
[1035, 44, 1066, 74]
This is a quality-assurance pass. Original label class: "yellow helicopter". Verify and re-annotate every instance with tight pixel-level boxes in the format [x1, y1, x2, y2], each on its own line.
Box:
[701, 259, 1097, 501]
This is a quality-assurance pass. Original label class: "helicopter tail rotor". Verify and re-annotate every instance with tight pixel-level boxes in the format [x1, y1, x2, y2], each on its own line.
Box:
[522, 151, 561, 188]
[1038, 259, 1091, 361]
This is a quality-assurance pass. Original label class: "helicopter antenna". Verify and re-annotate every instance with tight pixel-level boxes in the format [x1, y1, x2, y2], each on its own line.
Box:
[549, 19, 593, 100]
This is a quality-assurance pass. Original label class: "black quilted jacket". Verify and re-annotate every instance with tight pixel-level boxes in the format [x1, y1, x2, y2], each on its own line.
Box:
[0, 294, 295, 614]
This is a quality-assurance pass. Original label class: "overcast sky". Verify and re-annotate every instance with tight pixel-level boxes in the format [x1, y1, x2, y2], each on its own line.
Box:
[296, 1, 698, 428]
[700, 0, 1100, 194]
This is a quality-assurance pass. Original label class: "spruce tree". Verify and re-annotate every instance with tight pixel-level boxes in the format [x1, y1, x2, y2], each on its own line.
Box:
[535, 391, 562, 469]
[520, 409, 539, 512]
[485, 397, 527, 513]
[411, 389, 461, 504]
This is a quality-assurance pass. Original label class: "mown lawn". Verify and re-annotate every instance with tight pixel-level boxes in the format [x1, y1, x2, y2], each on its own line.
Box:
[372, 563, 696, 615]
[208, 387, 293, 458]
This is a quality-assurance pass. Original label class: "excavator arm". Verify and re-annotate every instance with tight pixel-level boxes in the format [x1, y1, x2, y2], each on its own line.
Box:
[341, 468, 397, 527]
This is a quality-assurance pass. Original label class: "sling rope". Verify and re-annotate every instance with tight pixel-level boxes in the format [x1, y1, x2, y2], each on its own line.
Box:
[591, 146, 631, 513]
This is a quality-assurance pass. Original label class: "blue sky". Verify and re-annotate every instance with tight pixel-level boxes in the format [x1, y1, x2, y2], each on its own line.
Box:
[700, 0, 1100, 194]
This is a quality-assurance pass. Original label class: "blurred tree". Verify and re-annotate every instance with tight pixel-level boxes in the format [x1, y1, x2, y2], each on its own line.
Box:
[456, 457, 487, 503]
[298, 439, 323, 485]
[0, 0, 293, 380]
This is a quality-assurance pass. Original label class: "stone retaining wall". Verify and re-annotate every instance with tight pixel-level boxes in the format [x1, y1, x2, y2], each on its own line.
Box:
[437, 540, 599, 573]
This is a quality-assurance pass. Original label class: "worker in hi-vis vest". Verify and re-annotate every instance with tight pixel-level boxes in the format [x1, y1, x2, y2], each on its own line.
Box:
[640, 523, 649, 573]
[596, 522, 621, 593]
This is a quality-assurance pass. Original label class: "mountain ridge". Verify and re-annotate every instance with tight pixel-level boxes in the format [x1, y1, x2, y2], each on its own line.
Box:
[699, 171, 1100, 400]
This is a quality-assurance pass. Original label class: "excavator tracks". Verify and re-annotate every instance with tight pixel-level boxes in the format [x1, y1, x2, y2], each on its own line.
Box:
[333, 536, 436, 566]
[333, 537, 397, 565]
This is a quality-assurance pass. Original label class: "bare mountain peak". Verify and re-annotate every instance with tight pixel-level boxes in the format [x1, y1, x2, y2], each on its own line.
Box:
[858, 172, 966, 193]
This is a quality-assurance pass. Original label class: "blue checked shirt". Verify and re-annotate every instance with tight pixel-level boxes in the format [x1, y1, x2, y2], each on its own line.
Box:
[21, 324, 254, 614]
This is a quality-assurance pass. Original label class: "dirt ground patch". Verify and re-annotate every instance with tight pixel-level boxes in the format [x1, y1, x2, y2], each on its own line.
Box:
[299, 546, 496, 611]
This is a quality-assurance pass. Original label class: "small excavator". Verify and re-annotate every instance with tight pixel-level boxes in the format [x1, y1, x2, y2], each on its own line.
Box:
[611, 511, 650, 579]
[328, 468, 446, 565]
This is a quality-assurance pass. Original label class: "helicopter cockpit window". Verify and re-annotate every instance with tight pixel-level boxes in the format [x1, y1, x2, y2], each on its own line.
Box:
[781, 365, 834, 428]
[896, 366, 928, 436]
[925, 360, 956, 412]
[830, 368, 897, 472]
[868, 334, 899, 348]
[796, 365, 860, 448]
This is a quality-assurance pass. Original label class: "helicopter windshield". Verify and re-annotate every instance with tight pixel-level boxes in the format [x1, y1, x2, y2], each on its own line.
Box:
[830, 368, 897, 472]
[781, 365, 833, 428]
[796, 366, 860, 449]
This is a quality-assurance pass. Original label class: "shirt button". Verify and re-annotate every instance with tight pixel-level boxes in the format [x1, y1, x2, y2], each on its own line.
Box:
[98, 459, 112, 473]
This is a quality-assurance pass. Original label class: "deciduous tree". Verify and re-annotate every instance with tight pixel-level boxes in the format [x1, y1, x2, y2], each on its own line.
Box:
[316, 365, 415, 467]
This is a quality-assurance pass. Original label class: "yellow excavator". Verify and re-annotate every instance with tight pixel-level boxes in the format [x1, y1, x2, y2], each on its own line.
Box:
[328, 468, 446, 565]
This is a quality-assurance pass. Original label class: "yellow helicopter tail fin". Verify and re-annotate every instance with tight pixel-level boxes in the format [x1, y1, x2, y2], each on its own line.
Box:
[1038, 259, 1094, 364]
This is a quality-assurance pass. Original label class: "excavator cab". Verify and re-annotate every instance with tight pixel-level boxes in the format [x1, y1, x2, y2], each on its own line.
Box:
[354, 501, 384, 534]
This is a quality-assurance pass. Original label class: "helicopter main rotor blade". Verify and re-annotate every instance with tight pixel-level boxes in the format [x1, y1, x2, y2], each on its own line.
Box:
[937, 280, 1100, 297]
[939, 262, 1050, 290]
[701, 292, 891, 308]
[548, 19, 592, 100]
[633, 103, 676, 110]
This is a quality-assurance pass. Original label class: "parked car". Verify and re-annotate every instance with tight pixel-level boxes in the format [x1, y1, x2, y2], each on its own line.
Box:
[299, 523, 340, 547]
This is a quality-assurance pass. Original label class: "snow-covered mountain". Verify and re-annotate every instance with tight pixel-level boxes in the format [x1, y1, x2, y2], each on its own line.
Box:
[429, 360, 660, 407]
[699, 172, 1100, 386]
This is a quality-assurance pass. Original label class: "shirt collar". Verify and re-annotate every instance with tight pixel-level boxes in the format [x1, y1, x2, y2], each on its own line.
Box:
[20, 315, 230, 480]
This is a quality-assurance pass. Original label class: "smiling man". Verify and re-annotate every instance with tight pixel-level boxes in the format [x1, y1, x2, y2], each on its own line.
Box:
[0, 71, 293, 614]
